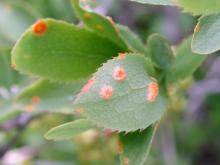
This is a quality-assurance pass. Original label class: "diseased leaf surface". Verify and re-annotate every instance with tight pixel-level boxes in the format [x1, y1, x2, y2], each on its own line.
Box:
[12, 18, 124, 82]
[74, 53, 167, 132]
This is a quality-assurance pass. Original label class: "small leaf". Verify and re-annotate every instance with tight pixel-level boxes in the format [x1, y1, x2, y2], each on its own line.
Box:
[0, 1, 39, 42]
[12, 18, 125, 82]
[178, 0, 220, 15]
[45, 119, 95, 140]
[147, 34, 174, 72]
[129, 0, 176, 6]
[192, 14, 220, 54]
[74, 53, 167, 132]
[71, 0, 127, 50]
[173, 37, 206, 81]
[117, 24, 147, 54]
[119, 126, 157, 165]
[16, 79, 84, 113]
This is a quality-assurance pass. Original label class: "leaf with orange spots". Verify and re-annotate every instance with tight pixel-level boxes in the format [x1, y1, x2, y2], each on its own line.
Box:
[71, 0, 128, 51]
[73, 53, 167, 132]
[12, 18, 124, 82]
[45, 119, 95, 140]
[192, 14, 220, 54]
[119, 126, 156, 165]
[16, 79, 84, 113]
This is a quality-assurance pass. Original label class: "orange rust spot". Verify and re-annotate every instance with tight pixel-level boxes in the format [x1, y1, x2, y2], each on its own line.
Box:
[117, 53, 126, 60]
[96, 24, 104, 31]
[31, 96, 41, 104]
[194, 24, 200, 33]
[83, 13, 92, 19]
[113, 67, 126, 81]
[123, 157, 129, 164]
[117, 141, 123, 154]
[75, 108, 85, 114]
[25, 104, 35, 113]
[100, 86, 113, 101]
[33, 20, 47, 35]
[147, 81, 159, 102]
[11, 63, 16, 69]
[81, 77, 95, 93]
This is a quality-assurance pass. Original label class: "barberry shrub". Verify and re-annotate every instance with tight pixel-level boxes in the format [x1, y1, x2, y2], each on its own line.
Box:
[3, 0, 220, 164]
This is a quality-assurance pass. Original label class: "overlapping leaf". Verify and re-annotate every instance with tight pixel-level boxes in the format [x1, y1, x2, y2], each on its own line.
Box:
[192, 14, 220, 54]
[147, 34, 174, 72]
[173, 37, 206, 81]
[12, 18, 125, 82]
[119, 126, 156, 165]
[74, 53, 167, 132]
[71, 0, 127, 50]
[45, 119, 95, 140]
[16, 79, 84, 113]
[117, 25, 146, 54]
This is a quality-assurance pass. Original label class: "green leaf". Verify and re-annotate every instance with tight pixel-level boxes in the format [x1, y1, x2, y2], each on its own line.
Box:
[129, 0, 176, 6]
[74, 53, 167, 132]
[173, 37, 206, 81]
[0, 1, 39, 42]
[71, 0, 127, 50]
[0, 48, 24, 88]
[178, 0, 220, 15]
[45, 119, 95, 140]
[117, 25, 147, 54]
[11, 18, 125, 82]
[16, 79, 84, 113]
[119, 126, 156, 165]
[147, 34, 174, 72]
[192, 14, 220, 54]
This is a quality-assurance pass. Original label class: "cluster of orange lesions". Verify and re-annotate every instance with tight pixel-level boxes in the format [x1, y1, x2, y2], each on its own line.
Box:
[78, 53, 159, 103]
[117, 141, 130, 164]
[33, 20, 47, 36]
[25, 96, 41, 113]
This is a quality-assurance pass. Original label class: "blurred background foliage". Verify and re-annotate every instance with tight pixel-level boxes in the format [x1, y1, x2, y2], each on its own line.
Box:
[0, 0, 219, 165]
